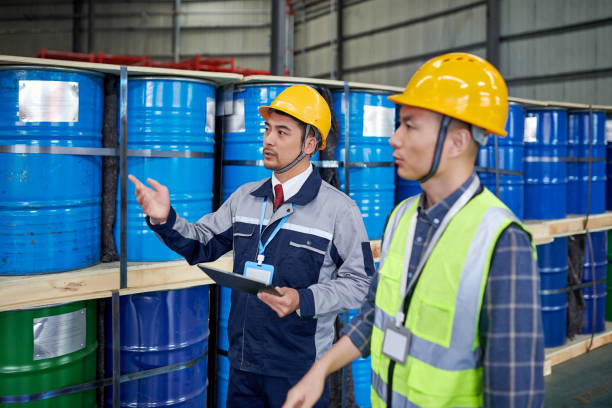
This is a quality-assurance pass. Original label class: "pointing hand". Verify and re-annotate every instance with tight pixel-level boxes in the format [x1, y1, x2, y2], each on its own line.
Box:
[128, 175, 171, 223]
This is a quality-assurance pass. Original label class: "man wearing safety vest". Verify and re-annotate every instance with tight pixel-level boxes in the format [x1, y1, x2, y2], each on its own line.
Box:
[129, 85, 374, 407]
[283, 53, 545, 407]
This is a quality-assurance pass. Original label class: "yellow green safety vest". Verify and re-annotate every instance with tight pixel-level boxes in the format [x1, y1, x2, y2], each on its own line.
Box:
[370, 179, 534, 408]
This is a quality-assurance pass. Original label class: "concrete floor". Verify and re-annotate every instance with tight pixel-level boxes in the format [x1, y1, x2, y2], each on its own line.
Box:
[545, 343, 612, 407]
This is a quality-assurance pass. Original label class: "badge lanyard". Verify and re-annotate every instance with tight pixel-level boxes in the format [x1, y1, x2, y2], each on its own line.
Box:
[257, 196, 294, 266]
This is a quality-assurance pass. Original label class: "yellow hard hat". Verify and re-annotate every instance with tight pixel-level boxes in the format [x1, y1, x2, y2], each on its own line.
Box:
[259, 84, 332, 150]
[389, 52, 508, 136]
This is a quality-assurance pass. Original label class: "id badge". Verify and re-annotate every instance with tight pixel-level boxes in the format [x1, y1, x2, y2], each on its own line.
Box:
[381, 323, 412, 364]
[243, 261, 274, 284]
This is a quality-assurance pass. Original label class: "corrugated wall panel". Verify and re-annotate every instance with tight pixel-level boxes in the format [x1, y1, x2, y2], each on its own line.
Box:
[502, 25, 612, 79]
[500, 0, 612, 105]
[343, 0, 479, 37]
[342, 5, 485, 75]
[501, 0, 612, 35]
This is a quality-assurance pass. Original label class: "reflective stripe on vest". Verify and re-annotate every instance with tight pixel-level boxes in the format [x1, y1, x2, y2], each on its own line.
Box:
[371, 370, 420, 408]
[370, 185, 532, 408]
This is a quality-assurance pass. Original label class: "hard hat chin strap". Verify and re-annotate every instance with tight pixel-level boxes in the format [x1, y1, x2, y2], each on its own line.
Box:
[418, 115, 452, 183]
[274, 124, 311, 174]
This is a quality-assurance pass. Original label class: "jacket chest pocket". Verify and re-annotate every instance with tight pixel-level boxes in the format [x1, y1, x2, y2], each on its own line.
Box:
[277, 235, 329, 287]
[233, 222, 257, 262]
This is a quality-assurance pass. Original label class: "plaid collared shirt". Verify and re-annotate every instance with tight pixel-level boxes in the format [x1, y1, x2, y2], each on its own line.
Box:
[342, 172, 545, 407]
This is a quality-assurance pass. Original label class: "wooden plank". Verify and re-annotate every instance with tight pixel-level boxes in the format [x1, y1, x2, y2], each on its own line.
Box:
[370, 240, 381, 259]
[508, 96, 550, 107]
[0, 54, 120, 74]
[543, 359, 552, 377]
[544, 100, 591, 110]
[123, 257, 231, 294]
[0, 263, 119, 312]
[126, 66, 241, 85]
[0, 55, 242, 85]
[547, 212, 612, 237]
[591, 104, 612, 112]
[347, 81, 404, 93]
[523, 220, 552, 245]
[0, 255, 233, 311]
[544, 322, 612, 376]
[241, 74, 345, 88]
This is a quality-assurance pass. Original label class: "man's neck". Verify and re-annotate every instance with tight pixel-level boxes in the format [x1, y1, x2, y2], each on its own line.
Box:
[420, 165, 474, 209]
[274, 157, 311, 183]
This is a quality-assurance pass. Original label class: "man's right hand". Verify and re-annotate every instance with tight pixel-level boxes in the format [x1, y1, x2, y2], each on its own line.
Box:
[282, 364, 327, 408]
[128, 175, 171, 224]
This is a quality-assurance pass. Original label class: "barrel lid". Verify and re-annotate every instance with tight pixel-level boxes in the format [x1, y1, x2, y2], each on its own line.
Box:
[0, 64, 105, 78]
[129, 75, 216, 86]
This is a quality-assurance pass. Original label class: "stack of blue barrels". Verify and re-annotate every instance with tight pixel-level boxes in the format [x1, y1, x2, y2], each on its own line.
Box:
[582, 232, 607, 334]
[478, 102, 525, 219]
[524, 109, 568, 220]
[115, 77, 216, 261]
[105, 286, 209, 408]
[0, 66, 103, 405]
[537, 238, 568, 347]
[332, 89, 395, 239]
[567, 111, 606, 215]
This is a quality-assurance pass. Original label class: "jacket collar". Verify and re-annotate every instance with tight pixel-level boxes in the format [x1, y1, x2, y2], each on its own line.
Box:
[250, 164, 322, 206]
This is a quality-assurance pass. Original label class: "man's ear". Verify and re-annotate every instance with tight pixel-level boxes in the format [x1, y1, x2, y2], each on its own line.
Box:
[445, 126, 473, 159]
[303, 132, 318, 155]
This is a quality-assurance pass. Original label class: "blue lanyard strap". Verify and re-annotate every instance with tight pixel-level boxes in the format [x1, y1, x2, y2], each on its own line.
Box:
[258, 197, 294, 264]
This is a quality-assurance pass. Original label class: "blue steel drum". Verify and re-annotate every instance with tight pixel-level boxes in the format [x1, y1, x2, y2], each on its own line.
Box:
[582, 232, 607, 334]
[537, 237, 568, 347]
[0, 66, 103, 274]
[567, 111, 606, 215]
[606, 142, 612, 211]
[333, 90, 395, 239]
[394, 172, 421, 204]
[478, 102, 525, 219]
[216, 354, 230, 408]
[339, 308, 371, 408]
[105, 286, 209, 407]
[216, 286, 231, 408]
[115, 77, 215, 261]
[524, 109, 568, 220]
[222, 84, 288, 202]
[348, 308, 371, 408]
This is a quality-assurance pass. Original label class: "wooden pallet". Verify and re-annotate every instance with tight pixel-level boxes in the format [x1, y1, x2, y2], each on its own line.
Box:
[0, 256, 231, 312]
[525, 212, 612, 245]
[544, 322, 612, 376]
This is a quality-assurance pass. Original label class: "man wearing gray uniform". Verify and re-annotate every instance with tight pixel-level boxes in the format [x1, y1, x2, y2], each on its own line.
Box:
[129, 84, 374, 407]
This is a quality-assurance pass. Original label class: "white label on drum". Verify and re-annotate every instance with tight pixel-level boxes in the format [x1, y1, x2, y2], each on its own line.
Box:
[206, 97, 215, 133]
[363, 105, 395, 137]
[524, 116, 538, 143]
[606, 119, 612, 143]
[18, 80, 79, 122]
[224, 98, 245, 133]
[33, 308, 86, 360]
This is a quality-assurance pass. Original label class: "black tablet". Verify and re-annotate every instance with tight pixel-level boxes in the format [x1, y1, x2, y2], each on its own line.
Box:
[198, 265, 282, 296]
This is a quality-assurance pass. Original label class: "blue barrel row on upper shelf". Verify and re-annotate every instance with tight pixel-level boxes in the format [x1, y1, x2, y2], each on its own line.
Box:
[470, 106, 609, 221]
[1, 65, 611, 274]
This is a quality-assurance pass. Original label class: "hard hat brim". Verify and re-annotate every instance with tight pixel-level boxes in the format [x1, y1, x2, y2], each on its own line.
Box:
[388, 93, 508, 137]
